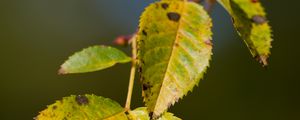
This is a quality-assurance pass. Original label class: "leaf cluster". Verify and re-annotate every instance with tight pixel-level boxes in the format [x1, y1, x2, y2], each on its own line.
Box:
[37, 0, 273, 119]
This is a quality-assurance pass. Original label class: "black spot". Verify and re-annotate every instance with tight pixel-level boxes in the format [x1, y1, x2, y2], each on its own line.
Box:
[142, 84, 149, 90]
[161, 3, 169, 9]
[75, 95, 89, 105]
[231, 17, 235, 23]
[142, 30, 147, 36]
[52, 105, 57, 110]
[138, 67, 142, 73]
[252, 15, 267, 24]
[149, 112, 154, 120]
[167, 12, 181, 22]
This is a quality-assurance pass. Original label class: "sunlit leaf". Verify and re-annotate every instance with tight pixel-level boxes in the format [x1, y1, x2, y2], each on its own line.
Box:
[218, 0, 273, 66]
[137, 0, 212, 117]
[36, 94, 128, 120]
[59, 45, 131, 74]
[128, 107, 181, 120]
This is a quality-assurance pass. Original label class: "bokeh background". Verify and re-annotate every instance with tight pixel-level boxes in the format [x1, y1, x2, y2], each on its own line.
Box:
[0, 0, 298, 119]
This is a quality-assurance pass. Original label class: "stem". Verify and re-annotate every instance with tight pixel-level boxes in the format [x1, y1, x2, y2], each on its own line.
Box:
[190, 0, 216, 14]
[203, 0, 216, 13]
[125, 35, 137, 111]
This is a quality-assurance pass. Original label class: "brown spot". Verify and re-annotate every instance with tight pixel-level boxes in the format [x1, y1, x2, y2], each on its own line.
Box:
[252, 15, 267, 24]
[149, 112, 154, 120]
[142, 84, 149, 91]
[142, 30, 147, 36]
[58, 68, 66, 75]
[204, 39, 213, 46]
[256, 55, 268, 67]
[175, 43, 179, 47]
[138, 67, 142, 73]
[167, 12, 181, 22]
[52, 105, 57, 110]
[161, 3, 169, 9]
[75, 95, 89, 105]
[231, 17, 235, 24]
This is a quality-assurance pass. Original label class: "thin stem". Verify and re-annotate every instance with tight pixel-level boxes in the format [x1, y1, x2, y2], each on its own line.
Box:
[190, 0, 216, 14]
[203, 0, 216, 13]
[125, 35, 137, 111]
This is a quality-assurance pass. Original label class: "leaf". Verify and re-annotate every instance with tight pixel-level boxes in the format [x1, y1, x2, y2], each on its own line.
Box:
[59, 45, 131, 74]
[128, 107, 181, 120]
[137, 0, 212, 117]
[217, 0, 273, 66]
[36, 94, 128, 120]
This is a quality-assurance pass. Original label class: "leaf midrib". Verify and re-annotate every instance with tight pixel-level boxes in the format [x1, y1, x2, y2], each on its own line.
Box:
[153, 1, 187, 114]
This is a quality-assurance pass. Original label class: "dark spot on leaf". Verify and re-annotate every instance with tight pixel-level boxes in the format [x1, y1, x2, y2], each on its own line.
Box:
[167, 12, 181, 22]
[142, 30, 147, 36]
[252, 15, 267, 24]
[52, 105, 57, 110]
[175, 43, 179, 47]
[155, 3, 159, 8]
[149, 112, 154, 120]
[138, 67, 142, 73]
[161, 3, 169, 9]
[143, 84, 150, 91]
[75, 95, 89, 105]
[231, 17, 235, 24]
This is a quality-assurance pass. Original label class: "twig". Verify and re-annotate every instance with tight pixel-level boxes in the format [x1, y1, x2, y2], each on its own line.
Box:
[125, 35, 137, 111]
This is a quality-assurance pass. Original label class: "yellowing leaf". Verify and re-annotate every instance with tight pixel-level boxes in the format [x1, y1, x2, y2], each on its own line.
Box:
[128, 107, 181, 120]
[59, 45, 131, 74]
[218, 0, 273, 66]
[36, 94, 128, 120]
[137, 0, 212, 117]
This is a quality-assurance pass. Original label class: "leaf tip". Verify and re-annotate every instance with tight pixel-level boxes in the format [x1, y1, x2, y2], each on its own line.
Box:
[58, 67, 67, 75]
[257, 55, 268, 67]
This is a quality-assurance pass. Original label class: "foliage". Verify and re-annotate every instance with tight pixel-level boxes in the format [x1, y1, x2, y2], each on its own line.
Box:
[36, 95, 128, 120]
[37, 0, 273, 119]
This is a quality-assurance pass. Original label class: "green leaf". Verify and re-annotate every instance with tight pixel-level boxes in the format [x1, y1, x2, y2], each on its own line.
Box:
[128, 107, 181, 120]
[137, 0, 212, 117]
[59, 45, 131, 74]
[36, 94, 128, 120]
[217, 0, 273, 66]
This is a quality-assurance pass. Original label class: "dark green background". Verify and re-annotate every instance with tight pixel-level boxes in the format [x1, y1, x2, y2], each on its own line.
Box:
[0, 0, 298, 119]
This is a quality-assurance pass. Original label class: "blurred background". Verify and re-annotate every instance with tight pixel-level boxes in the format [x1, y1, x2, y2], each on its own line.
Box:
[0, 0, 298, 119]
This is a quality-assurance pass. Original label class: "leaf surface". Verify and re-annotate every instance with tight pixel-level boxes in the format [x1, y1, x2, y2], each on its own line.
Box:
[59, 45, 131, 74]
[128, 107, 181, 120]
[36, 94, 128, 120]
[218, 0, 272, 65]
[137, 0, 212, 117]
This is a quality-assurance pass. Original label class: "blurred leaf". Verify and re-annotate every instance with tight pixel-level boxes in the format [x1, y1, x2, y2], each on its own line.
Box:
[36, 94, 128, 120]
[218, 0, 273, 66]
[59, 45, 131, 74]
[137, 0, 212, 117]
[128, 107, 181, 120]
